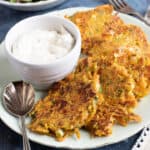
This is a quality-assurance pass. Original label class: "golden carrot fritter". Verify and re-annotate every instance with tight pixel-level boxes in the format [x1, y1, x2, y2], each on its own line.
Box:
[29, 57, 100, 141]
[86, 97, 141, 137]
[114, 48, 150, 99]
[86, 63, 141, 136]
[99, 63, 137, 107]
[68, 5, 149, 57]
[68, 5, 116, 52]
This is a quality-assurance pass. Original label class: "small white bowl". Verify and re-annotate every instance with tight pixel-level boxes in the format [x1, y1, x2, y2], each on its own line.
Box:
[0, 0, 67, 11]
[5, 15, 81, 90]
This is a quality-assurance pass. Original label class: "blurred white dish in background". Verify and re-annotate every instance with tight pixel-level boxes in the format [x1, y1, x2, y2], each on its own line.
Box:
[0, 0, 67, 11]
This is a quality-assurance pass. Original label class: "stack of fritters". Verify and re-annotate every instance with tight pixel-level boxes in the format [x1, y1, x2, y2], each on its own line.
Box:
[29, 5, 150, 140]
[68, 4, 150, 137]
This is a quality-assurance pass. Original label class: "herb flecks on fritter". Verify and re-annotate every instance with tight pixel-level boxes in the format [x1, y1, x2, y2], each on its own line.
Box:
[100, 63, 137, 107]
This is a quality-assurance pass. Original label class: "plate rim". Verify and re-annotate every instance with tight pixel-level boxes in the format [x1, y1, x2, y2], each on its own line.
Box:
[0, 6, 150, 149]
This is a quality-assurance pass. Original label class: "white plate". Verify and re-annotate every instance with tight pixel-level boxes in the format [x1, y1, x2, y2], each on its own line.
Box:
[0, 0, 67, 11]
[0, 7, 150, 149]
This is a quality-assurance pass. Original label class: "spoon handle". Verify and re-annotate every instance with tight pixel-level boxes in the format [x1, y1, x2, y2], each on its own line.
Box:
[20, 116, 31, 150]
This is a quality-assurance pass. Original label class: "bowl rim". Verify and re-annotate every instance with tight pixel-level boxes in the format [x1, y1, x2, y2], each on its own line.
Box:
[5, 15, 81, 68]
[0, 0, 66, 7]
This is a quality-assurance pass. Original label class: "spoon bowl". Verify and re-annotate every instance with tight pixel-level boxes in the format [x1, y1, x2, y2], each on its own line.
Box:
[2, 81, 35, 150]
[3, 81, 35, 116]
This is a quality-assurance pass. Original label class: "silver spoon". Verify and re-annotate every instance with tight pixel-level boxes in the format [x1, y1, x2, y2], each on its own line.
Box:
[2, 81, 35, 150]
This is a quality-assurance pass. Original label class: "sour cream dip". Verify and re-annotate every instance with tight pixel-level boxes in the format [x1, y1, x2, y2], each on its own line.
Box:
[12, 27, 75, 64]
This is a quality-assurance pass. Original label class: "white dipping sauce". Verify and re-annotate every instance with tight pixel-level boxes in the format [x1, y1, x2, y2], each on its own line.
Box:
[12, 27, 74, 64]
